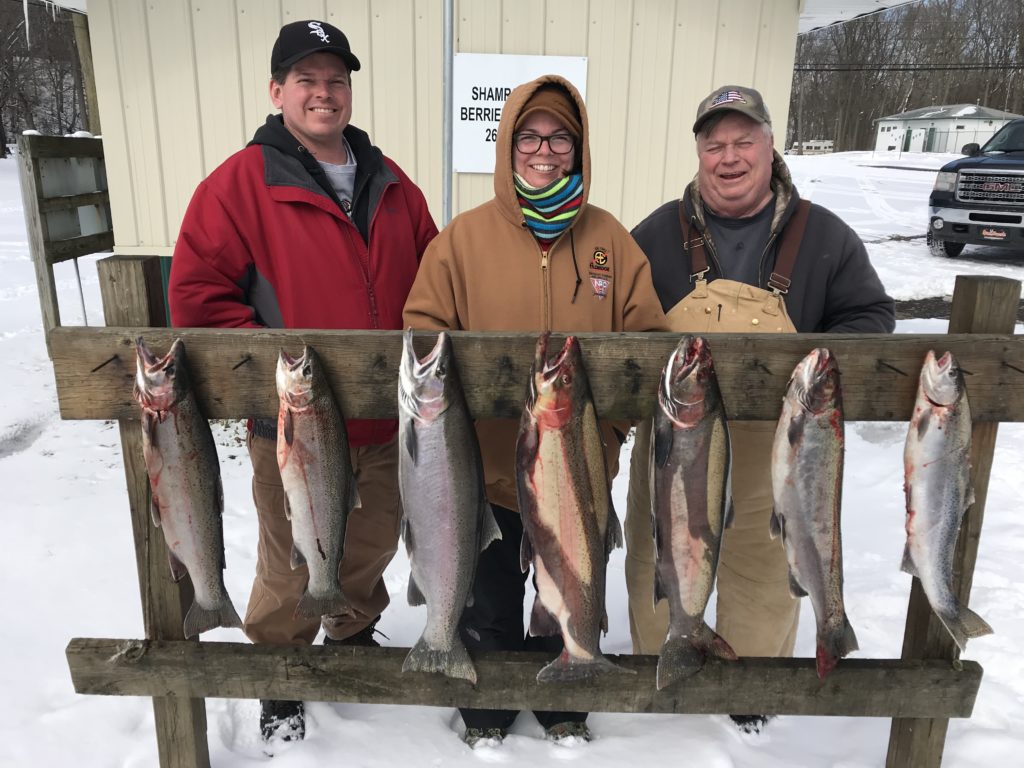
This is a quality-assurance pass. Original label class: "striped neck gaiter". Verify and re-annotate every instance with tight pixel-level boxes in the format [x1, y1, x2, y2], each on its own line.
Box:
[514, 172, 584, 245]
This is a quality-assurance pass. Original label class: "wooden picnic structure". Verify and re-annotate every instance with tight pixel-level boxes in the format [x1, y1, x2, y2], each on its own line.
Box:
[45, 254, 1021, 768]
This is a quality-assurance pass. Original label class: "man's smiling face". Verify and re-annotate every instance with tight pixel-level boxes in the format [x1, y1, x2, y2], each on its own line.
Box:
[696, 112, 775, 218]
[270, 52, 352, 163]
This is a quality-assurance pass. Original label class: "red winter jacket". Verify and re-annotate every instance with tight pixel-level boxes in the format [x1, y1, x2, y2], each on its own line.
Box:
[169, 116, 438, 446]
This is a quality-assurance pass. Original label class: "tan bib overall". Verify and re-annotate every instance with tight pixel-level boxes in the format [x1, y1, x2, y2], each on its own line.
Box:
[625, 200, 809, 658]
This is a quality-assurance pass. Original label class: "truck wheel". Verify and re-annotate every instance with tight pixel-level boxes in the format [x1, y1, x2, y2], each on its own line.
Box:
[927, 232, 965, 258]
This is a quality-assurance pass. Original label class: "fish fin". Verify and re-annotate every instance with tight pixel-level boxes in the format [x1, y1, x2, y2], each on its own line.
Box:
[349, 476, 363, 510]
[283, 493, 293, 522]
[656, 634, 705, 690]
[653, 569, 669, 603]
[167, 550, 188, 582]
[528, 598, 561, 637]
[788, 570, 808, 598]
[290, 545, 306, 569]
[537, 649, 634, 683]
[606, 508, 624, 556]
[401, 516, 413, 556]
[724, 500, 735, 529]
[520, 532, 534, 573]
[294, 588, 353, 620]
[479, 501, 502, 552]
[787, 411, 805, 447]
[816, 614, 859, 679]
[183, 602, 219, 639]
[769, 508, 783, 540]
[282, 408, 294, 446]
[936, 604, 994, 652]
[900, 544, 919, 577]
[402, 636, 478, 684]
[404, 420, 417, 464]
[150, 496, 162, 528]
[407, 573, 426, 607]
[653, 415, 673, 469]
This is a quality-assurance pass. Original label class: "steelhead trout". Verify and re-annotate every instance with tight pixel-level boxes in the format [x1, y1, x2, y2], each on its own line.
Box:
[516, 333, 630, 682]
[276, 346, 358, 620]
[770, 348, 858, 679]
[398, 330, 501, 684]
[903, 350, 992, 650]
[652, 336, 737, 690]
[134, 337, 242, 639]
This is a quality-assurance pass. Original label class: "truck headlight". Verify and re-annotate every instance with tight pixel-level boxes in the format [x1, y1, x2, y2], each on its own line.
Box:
[933, 171, 957, 193]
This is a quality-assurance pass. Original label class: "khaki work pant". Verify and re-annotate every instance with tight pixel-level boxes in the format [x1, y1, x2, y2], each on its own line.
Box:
[244, 432, 402, 645]
[624, 420, 799, 657]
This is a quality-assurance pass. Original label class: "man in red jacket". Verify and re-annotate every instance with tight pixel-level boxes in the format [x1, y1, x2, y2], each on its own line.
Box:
[168, 19, 437, 746]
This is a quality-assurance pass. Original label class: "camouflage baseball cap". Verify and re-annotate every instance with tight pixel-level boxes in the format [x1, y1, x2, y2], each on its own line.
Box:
[693, 85, 771, 134]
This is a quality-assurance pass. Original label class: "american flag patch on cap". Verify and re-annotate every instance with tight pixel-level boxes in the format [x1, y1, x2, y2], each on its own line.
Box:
[710, 90, 746, 107]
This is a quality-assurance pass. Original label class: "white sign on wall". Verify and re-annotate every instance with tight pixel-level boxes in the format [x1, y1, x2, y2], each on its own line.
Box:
[452, 53, 588, 174]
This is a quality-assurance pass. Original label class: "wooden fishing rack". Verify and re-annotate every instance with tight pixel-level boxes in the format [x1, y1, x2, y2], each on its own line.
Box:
[53, 257, 1022, 768]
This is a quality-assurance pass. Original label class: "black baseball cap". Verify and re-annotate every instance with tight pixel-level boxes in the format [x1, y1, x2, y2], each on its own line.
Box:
[271, 20, 361, 74]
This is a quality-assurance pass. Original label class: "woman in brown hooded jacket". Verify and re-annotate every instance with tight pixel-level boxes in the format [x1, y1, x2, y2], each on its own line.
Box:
[403, 75, 667, 747]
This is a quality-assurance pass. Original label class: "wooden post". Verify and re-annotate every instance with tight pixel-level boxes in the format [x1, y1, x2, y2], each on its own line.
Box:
[97, 256, 210, 768]
[886, 275, 1021, 768]
[17, 136, 60, 357]
[71, 12, 101, 136]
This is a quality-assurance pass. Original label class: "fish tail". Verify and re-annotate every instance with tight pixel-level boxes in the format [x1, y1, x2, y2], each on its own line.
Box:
[183, 598, 243, 639]
[294, 588, 353, 620]
[536, 649, 635, 683]
[937, 604, 994, 651]
[656, 624, 737, 690]
[816, 614, 859, 679]
[402, 636, 478, 684]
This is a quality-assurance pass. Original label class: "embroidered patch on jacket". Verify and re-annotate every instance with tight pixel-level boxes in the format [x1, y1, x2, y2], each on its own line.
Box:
[590, 276, 609, 299]
[590, 248, 610, 272]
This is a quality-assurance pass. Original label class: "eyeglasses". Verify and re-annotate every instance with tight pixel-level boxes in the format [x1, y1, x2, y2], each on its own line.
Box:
[514, 133, 575, 155]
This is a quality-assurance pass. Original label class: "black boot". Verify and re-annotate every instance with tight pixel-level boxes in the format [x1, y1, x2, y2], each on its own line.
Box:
[323, 618, 384, 647]
[729, 714, 772, 734]
[260, 699, 305, 743]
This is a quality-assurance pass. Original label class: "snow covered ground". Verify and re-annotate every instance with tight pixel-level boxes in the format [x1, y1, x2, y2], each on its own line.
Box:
[1, 148, 1022, 767]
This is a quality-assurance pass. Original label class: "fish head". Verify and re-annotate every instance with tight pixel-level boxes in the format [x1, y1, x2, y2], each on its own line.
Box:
[276, 345, 322, 409]
[792, 348, 842, 414]
[399, 329, 454, 422]
[919, 350, 965, 408]
[658, 335, 720, 427]
[529, 333, 585, 429]
[133, 337, 188, 411]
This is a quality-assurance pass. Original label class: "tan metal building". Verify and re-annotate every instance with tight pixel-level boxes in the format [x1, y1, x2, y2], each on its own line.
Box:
[78, 0, 911, 256]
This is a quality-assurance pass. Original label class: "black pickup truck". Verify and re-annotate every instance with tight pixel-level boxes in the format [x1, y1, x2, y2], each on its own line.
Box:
[927, 118, 1024, 257]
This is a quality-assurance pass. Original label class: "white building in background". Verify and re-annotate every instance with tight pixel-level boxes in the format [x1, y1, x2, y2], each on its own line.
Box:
[874, 104, 1023, 154]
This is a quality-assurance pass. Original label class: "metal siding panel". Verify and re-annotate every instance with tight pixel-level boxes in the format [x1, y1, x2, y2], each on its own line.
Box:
[88, 0, 140, 251]
[621, 0, 677, 229]
[237, 0, 283, 136]
[501, 0, 546, 54]
[414, 0, 444, 224]
[112, 0, 166, 248]
[329, 1, 374, 139]
[149, 0, 203, 250]
[454, 1, 502, 216]
[711, 0, 761, 84]
[753, 0, 799, 153]
[545, 0, 589, 55]
[661, 0, 721, 205]
[191, 0, 248, 174]
[368, 2, 418, 178]
[585, 0, 633, 221]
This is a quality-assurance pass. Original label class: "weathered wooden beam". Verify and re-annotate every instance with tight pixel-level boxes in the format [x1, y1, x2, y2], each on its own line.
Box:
[98, 257, 210, 768]
[887, 275, 1020, 768]
[39, 190, 109, 214]
[66, 639, 982, 719]
[17, 135, 60, 356]
[18, 133, 105, 159]
[46, 231, 115, 264]
[48, 327, 1024, 422]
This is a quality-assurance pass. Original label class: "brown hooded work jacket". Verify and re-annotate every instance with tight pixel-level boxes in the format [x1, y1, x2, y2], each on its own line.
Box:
[403, 74, 668, 511]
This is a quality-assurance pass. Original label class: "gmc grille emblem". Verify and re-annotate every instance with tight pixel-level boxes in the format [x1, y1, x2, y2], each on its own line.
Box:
[980, 181, 1023, 193]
